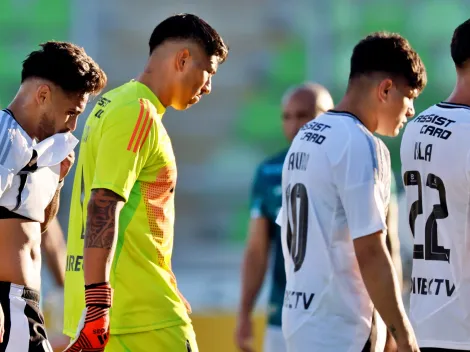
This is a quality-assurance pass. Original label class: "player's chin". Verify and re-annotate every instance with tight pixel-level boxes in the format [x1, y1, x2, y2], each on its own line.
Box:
[376, 127, 400, 137]
[174, 97, 201, 111]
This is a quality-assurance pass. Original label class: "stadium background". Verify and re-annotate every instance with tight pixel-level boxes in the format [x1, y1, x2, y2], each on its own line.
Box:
[0, 0, 469, 350]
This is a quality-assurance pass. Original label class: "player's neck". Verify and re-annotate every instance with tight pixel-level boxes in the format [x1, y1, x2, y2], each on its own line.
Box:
[446, 72, 470, 106]
[7, 97, 38, 140]
[335, 95, 378, 133]
[137, 64, 172, 108]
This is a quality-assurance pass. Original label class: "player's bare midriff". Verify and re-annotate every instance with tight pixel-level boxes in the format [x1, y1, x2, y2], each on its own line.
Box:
[0, 218, 42, 290]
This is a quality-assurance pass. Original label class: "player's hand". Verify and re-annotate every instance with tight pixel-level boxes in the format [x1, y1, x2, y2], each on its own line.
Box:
[59, 151, 75, 181]
[235, 314, 254, 352]
[62, 282, 112, 352]
[0, 303, 4, 343]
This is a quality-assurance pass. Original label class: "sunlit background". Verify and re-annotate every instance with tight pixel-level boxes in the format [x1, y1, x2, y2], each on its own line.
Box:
[1, 0, 469, 350]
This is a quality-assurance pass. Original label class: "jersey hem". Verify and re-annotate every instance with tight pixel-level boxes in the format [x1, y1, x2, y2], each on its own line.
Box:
[419, 339, 470, 350]
[63, 317, 190, 337]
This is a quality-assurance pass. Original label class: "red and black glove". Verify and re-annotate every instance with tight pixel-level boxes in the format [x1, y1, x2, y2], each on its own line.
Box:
[63, 282, 113, 352]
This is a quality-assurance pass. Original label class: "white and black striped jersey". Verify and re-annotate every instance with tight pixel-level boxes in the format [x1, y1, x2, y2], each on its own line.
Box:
[276, 110, 389, 352]
[401, 102, 470, 350]
[0, 109, 78, 222]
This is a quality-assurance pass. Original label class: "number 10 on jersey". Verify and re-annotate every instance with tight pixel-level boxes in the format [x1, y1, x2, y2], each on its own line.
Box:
[286, 183, 308, 272]
[403, 171, 450, 263]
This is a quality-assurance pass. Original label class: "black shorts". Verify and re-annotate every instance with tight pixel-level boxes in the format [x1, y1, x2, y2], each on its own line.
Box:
[0, 281, 52, 352]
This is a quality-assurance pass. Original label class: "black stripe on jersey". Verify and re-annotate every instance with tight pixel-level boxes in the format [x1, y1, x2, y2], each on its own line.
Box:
[436, 102, 470, 111]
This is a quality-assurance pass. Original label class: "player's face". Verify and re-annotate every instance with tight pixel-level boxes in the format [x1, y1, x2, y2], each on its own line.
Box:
[37, 85, 88, 140]
[173, 46, 218, 111]
[376, 81, 417, 137]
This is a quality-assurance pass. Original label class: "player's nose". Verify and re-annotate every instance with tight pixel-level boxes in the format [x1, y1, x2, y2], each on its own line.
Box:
[67, 118, 78, 132]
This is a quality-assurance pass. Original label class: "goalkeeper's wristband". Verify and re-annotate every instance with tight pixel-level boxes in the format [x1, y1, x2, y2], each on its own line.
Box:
[84, 282, 113, 321]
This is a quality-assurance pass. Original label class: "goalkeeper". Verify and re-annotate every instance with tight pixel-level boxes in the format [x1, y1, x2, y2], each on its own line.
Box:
[63, 14, 228, 352]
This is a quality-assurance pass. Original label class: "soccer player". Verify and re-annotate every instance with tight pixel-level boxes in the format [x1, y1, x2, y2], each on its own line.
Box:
[276, 32, 427, 352]
[235, 83, 334, 352]
[401, 18, 470, 352]
[63, 14, 228, 352]
[0, 41, 106, 351]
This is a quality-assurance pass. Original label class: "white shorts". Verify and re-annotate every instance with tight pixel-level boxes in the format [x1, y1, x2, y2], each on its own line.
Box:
[264, 325, 287, 352]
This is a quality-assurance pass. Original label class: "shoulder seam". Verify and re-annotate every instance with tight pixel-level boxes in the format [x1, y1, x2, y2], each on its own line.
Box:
[126, 98, 155, 153]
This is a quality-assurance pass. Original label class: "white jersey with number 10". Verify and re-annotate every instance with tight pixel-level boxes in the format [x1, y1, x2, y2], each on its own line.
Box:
[401, 102, 470, 351]
[276, 110, 389, 352]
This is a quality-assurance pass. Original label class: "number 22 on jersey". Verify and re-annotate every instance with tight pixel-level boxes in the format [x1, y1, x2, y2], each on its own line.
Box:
[404, 171, 450, 262]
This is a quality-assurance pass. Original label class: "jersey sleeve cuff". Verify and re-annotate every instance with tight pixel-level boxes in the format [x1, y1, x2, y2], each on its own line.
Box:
[275, 207, 283, 226]
[91, 182, 130, 202]
[350, 223, 387, 240]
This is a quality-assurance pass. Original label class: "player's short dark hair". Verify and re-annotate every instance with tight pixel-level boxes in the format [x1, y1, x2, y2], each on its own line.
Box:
[148, 13, 229, 63]
[349, 32, 427, 92]
[451, 19, 470, 68]
[21, 41, 107, 96]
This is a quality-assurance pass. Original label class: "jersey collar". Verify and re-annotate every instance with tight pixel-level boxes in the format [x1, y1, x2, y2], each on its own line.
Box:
[437, 101, 470, 111]
[133, 80, 166, 116]
[326, 109, 364, 125]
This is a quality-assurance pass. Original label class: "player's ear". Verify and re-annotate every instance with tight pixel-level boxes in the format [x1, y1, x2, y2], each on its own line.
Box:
[377, 79, 393, 103]
[35, 84, 52, 106]
[175, 48, 190, 73]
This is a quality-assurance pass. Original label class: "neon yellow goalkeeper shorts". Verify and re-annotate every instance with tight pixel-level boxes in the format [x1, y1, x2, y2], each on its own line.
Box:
[104, 322, 198, 352]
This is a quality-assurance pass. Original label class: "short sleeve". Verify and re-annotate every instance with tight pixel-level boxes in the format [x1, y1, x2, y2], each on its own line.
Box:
[92, 99, 158, 202]
[275, 206, 283, 226]
[249, 165, 268, 219]
[334, 133, 388, 240]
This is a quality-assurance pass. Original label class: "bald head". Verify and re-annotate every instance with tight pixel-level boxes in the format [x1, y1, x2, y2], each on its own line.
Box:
[282, 83, 334, 115]
[281, 82, 334, 141]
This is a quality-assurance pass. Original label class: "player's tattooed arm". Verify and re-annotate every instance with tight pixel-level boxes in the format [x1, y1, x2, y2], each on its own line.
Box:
[84, 188, 125, 285]
[84, 189, 124, 249]
[41, 186, 62, 233]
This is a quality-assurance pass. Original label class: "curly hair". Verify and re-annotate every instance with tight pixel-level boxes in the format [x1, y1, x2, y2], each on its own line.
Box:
[349, 32, 427, 92]
[22, 41, 107, 96]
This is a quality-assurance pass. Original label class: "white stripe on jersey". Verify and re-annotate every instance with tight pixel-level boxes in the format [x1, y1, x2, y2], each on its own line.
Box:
[0, 110, 18, 166]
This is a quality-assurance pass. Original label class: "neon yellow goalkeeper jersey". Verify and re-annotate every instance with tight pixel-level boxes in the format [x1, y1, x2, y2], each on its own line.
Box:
[63, 80, 191, 336]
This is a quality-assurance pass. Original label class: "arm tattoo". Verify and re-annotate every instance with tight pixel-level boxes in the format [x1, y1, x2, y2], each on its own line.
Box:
[41, 187, 61, 233]
[84, 189, 124, 249]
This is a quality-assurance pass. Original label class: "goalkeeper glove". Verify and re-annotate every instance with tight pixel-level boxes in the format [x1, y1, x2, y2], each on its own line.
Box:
[63, 282, 113, 352]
